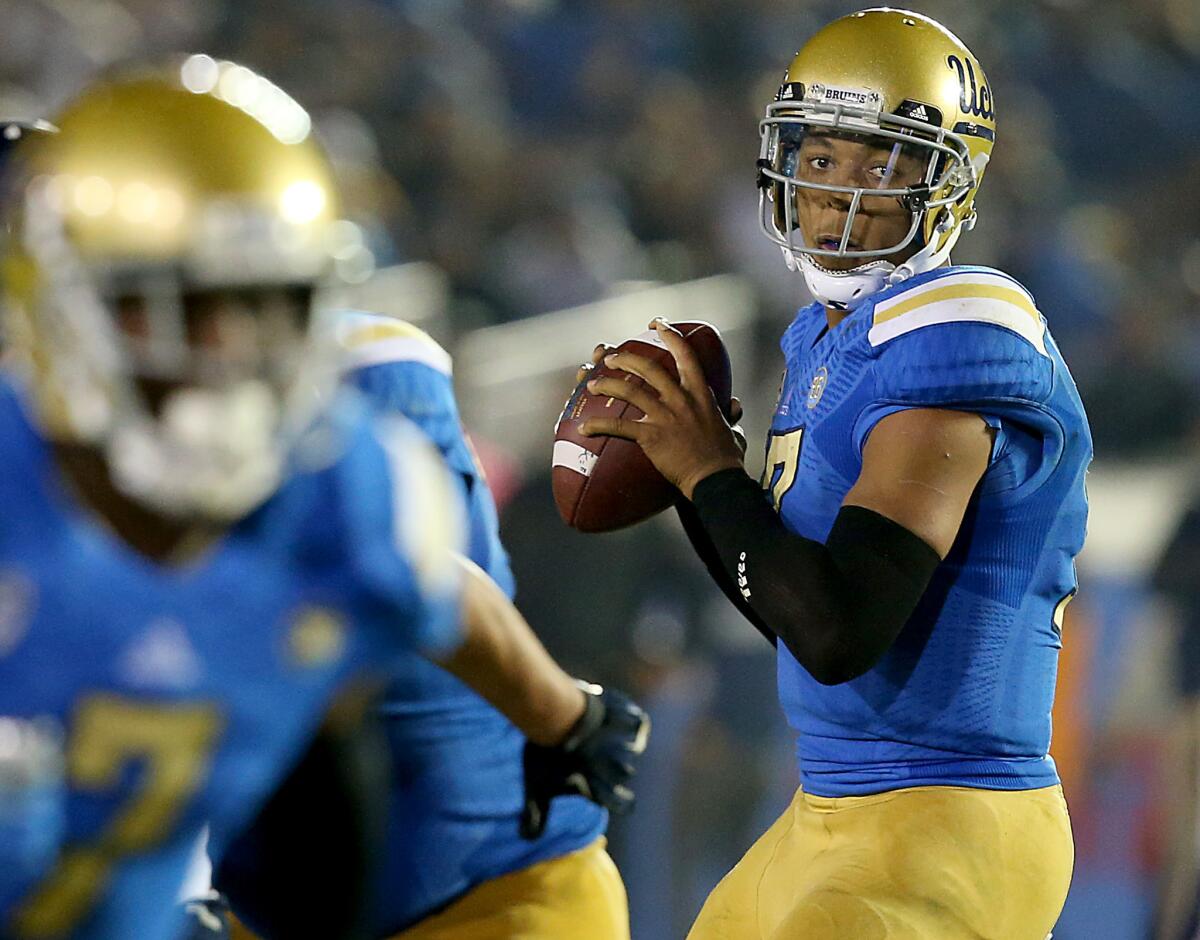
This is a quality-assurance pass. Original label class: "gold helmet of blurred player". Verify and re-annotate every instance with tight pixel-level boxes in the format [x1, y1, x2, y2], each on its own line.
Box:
[758, 8, 996, 308]
[1, 56, 372, 520]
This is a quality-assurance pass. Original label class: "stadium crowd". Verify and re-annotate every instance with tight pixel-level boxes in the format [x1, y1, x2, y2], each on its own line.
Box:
[5, 0, 1200, 458]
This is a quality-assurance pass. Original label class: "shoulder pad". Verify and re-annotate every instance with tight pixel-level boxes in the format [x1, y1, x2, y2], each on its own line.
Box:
[337, 312, 476, 481]
[869, 269, 1046, 354]
[336, 311, 452, 376]
[866, 269, 1052, 406]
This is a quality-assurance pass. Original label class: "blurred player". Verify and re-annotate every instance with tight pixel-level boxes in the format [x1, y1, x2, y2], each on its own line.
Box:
[579, 9, 1090, 939]
[214, 313, 632, 940]
[0, 119, 64, 905]
[0, 58, 645, 940]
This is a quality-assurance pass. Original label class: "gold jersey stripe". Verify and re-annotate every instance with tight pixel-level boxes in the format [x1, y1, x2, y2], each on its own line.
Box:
[337, 313, 453, 375]
[873, 282, 1039, 327]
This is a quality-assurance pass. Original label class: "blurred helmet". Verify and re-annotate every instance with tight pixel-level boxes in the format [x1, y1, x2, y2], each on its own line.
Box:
[758, 9, 996, 308]
[0, 121, 58, 174]
[1, 56, 370, 520]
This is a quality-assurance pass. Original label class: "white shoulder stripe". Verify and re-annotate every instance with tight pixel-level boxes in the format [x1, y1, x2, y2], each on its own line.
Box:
[334, 311, 453, 375]
[869, 273, 1047, 355]
[342, 336, 453, 375]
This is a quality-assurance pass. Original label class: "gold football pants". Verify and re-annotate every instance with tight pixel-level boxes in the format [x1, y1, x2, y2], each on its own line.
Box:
[687, 784, 1073, 940]
[228, 837, 628, 940]
[389, 837, 629, 940]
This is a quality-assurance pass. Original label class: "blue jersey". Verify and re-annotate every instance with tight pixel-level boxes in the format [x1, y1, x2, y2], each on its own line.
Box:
[335, 313, 605, 933]
[0, 378, 464, 940]
[763, 266, 1091, 798]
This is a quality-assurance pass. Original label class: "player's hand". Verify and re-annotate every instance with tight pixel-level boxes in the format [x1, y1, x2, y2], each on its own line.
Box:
[580, 319, 744, 499]
[520, 681, 650, 840]
[574, 342, 616, 386]
[728, 397, 747, 456]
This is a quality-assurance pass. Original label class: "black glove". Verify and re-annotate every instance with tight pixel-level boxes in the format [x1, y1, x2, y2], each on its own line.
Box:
[520, 680, 650, 839]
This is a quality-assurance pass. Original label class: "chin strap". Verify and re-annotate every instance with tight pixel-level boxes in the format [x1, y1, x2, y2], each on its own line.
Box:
[793, 252, 895, 309]
[887, 208, 973, 286]
[791, 206, 974, 309]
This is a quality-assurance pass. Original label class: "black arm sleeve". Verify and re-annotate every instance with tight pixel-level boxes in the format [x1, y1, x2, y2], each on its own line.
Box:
[687, 468, 942, 685]
[675, 497, 777, 647]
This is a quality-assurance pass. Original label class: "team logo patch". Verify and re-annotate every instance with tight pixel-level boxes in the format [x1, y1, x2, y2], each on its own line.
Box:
[288, 606, 347, 668]
[807, 366, 829, 410]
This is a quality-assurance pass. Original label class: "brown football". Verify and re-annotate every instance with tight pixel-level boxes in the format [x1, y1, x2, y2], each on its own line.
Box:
[552, 321, 733, 533]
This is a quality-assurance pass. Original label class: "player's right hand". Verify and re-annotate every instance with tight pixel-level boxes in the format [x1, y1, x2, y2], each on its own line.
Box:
[520, 681, 650, 839]
[577, 347, 745, 453]
[575, 343, 616, 386]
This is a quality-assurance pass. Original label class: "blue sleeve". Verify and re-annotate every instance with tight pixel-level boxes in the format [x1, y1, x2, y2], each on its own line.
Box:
[350, 361, 474, 479]
[340, 416, 466, 658]
[350, 360, 515, 599]
[850, 320, 1059, 501]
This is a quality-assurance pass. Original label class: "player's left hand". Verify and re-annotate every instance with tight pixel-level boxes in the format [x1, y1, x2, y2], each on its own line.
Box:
[580, 319, 745, 499]
[520, 681, 650, 839]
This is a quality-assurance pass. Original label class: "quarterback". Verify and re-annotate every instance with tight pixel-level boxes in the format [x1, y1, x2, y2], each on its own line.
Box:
[0, 60, 645, 940]
[582, 9, 1090, 939]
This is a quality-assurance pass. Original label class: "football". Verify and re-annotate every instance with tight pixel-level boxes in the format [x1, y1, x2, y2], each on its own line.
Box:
[552, 321, 733, 533]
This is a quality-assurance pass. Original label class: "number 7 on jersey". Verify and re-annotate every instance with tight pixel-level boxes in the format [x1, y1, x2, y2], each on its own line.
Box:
[761, 428, 804, 512]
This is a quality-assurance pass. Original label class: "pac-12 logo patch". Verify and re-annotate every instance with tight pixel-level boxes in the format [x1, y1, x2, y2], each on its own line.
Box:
[288, 606, 348, 668]
[807, 366, 829, 410]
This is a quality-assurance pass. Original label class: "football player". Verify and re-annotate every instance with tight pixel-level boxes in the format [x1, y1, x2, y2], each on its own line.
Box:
[0, 58, 645, 940]
[0, 119, 64, 904]
[578, 9, 1090, 939]
[214, 313, 637, 940]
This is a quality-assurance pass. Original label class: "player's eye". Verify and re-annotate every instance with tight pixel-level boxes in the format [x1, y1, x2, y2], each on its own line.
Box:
[807, 156, 833, 171]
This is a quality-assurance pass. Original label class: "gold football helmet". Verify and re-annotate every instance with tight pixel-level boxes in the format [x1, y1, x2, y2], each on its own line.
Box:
[758, 8, 996, 307]
[1, 56, 369, 519]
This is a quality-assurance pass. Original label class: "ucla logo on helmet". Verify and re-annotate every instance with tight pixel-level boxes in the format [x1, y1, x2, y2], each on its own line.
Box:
[946, 54, 994, 120]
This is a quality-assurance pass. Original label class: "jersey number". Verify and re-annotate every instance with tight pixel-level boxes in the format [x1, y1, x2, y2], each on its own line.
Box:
[12, 695, 223, 938]
[761, 428, 804, 511]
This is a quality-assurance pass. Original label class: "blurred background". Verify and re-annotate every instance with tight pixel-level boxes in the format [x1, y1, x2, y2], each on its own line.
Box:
[4, 0, 1199, 936]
